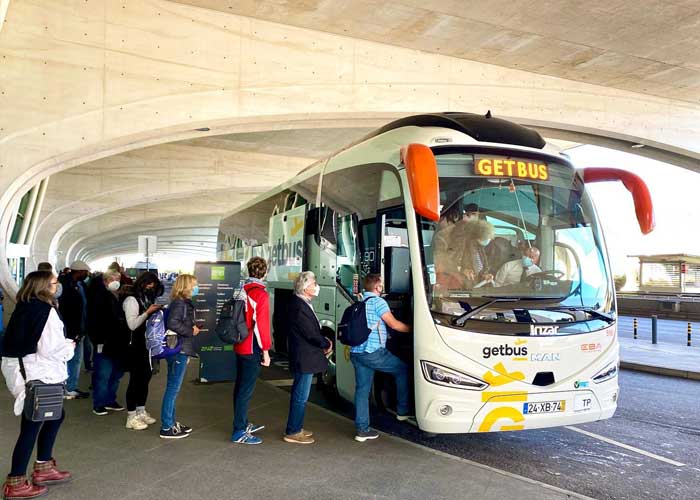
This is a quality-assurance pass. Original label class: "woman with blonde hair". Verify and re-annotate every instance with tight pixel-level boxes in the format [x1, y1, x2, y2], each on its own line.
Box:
[159, 274, 200, 439]
[2, 271, 75, 499]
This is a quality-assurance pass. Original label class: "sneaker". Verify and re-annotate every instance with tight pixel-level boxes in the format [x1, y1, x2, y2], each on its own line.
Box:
[175, 422, 192, 434]
[160, 426, 190, 439]
[283, 432, 315, 445]
[354, 429, 380, 442]
[396, 414, 416, 422]
[231, 430, 262, 445]
[73, 390, 90, 399]
[125, 414, 148, 431]
[105, 402, 124, 411]
[63, 391, 78, 400]
[137, 410, 156, 425]
[245, 422, 265, 434]
[301, 429, 313, 438]
[92, 407, 108, 416]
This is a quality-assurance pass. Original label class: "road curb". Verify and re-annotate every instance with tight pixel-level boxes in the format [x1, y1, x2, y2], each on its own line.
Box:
[620, 361, 700, 380]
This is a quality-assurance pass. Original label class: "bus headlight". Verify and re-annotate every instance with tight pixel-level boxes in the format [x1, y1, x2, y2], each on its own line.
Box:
[592, 362, 618, 384]
[420, 361, 488, 390]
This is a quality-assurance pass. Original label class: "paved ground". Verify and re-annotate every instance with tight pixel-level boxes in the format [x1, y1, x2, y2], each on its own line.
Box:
[0, 365, 583, 500]
[280, 367, 700, 500]
[618, 316, 700, 379]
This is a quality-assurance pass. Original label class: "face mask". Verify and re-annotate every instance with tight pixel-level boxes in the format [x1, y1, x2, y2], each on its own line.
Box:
[107, 281, 121, 291]
[479, 239, 491, 247]
[54, 282, 63, 299]
[191, 285, 200, 297]
[522, 257, 534, 268]
[310, 284, 320, 297]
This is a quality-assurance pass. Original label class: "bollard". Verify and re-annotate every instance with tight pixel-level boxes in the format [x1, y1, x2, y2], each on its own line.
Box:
[633, 318, 638, 340]
[651, 315, 658, 345]
[688, 323, 692, 347]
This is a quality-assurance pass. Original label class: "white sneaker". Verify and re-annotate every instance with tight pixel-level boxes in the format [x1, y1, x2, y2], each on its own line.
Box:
[126, 414, 148, 430]
[137, 410, 156, 425]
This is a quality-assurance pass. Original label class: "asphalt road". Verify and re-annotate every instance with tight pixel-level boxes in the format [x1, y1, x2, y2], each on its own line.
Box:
[264, 360, 700, 500]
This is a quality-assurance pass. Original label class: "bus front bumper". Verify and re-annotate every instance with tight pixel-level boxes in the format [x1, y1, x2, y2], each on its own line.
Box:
[417, 379, 619, 434]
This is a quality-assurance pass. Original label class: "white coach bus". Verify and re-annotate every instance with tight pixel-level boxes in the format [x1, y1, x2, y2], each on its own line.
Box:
[217, 112, 654, 433]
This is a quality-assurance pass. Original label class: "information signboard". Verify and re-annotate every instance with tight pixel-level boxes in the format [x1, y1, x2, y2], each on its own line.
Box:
[193, 261, 241, 382]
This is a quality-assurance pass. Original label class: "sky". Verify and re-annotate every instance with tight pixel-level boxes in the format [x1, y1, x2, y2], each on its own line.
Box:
[565, 145, 699, 281]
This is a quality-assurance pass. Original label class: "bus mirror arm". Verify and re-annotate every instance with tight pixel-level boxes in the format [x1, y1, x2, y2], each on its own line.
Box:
[582, 168, 655, 235]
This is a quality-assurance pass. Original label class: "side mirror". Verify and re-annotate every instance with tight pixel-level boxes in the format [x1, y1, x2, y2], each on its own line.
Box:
[582, 168, 655, 234]
[403, 144, 440, 222]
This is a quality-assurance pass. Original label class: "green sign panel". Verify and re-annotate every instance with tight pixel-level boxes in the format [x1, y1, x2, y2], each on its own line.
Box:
[211, 266, 226, 280]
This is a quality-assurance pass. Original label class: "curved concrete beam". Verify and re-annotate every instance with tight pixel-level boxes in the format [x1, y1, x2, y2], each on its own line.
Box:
[62, 214, 221, 267]
[34, 142, 312, 266]
[2, 0, 699, 298]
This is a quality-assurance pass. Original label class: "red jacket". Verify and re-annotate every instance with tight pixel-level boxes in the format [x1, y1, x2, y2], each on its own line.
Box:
[235, 280, 272, 355]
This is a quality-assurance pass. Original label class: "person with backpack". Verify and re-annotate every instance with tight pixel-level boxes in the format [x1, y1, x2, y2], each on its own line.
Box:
[231, 257, 271, 445]
[283, 271, 332, 445]
[350, 274, 412, 442]
[88, 270, 127, 416]
[122, 272, 163, 431]
[159, 274, 200, 439]
[1, 271, 74, 500]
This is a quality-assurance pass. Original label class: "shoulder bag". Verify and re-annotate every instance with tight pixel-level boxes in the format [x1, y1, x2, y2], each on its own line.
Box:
[18, 357, 64, 422]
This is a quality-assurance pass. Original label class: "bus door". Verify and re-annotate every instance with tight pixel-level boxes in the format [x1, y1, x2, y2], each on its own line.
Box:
[376, 206, 413, 364]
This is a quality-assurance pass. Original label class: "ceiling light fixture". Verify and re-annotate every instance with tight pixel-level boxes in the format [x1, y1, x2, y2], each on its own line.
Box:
[630, 143, 645, 149]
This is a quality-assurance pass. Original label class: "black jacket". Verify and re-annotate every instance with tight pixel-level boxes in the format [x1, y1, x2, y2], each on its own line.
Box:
[287, 295, 330, 374]
[167, 298, 197, 357]
[87, 278, 129, 362]
[58, 274, 86, 340]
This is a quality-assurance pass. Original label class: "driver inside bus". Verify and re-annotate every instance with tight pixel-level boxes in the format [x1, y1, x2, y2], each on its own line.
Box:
[493, 245, 541, 287]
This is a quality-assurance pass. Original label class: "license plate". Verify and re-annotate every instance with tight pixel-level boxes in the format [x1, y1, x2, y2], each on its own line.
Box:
[522, 400, 566, 414]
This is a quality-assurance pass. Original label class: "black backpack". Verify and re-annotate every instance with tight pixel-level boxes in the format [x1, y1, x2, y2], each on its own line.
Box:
[337, 297, 375, 346]
[215, 291, 249, 345]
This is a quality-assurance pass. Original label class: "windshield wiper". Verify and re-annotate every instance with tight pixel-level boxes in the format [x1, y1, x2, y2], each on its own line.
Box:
[452, 298, 518, 327]
[547, 306, 615, 324]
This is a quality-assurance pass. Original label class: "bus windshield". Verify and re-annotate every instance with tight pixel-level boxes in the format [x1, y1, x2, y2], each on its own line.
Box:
[420, 152, 614, 325]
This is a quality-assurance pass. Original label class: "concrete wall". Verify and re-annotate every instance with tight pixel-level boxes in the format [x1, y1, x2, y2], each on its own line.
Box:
[1, 0, 699, 299]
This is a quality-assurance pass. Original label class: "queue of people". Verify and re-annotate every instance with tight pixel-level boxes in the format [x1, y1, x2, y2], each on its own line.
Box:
[2, 257, 416, 498]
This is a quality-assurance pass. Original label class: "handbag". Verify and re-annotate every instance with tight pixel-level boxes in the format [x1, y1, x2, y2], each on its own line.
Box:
[18, 357, 65, 422]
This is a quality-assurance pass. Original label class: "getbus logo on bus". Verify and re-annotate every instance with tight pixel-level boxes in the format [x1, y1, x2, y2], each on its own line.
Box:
[474, 156, 549, 181]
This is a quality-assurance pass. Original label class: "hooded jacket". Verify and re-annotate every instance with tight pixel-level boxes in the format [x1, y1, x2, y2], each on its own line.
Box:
[235, 279, 272, 356]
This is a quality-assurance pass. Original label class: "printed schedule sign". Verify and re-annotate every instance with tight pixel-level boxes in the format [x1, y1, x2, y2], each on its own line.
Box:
[193, 261, 241, 382]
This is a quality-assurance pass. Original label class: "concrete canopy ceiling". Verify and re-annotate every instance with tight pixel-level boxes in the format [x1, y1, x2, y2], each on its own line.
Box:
[172, 0, 700, 104]
[38, 127, 375, 268]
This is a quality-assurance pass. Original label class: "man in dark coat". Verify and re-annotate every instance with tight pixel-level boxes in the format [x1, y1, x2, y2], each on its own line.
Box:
[284, 271, 332, 445]
[87, 270, 128, 415]
[58, 260, 91, 399]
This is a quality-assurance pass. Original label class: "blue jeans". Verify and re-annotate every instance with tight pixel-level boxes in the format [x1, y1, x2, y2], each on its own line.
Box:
[350, 348, 409, 432]
[66, 338, 83, 392]
[92, 351, 124, 408]
[83, 338, 93, 370]
[285, 372, 314, 435]
[232, 351, 261, 433]
[160, 353, 189, 430]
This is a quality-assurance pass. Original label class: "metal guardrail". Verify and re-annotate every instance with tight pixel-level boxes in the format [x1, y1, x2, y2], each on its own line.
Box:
[618, 292, 700, 303]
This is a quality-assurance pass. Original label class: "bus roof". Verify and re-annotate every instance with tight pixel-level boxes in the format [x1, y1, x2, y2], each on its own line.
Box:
[220, 113, 554, 243]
